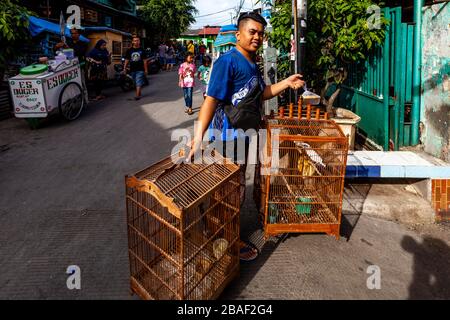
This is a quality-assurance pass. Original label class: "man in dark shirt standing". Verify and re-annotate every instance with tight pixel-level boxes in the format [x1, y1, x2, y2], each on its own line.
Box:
[124, 35, 149, 101]
[55, 27, 89, 102]
[55, 27, 88, 65]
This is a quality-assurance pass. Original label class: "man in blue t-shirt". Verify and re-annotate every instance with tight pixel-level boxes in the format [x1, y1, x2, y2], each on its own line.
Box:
[189, 12, 305, 261]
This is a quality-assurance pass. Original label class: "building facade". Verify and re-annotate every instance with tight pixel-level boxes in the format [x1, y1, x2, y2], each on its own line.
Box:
[22, 0, 145, 38]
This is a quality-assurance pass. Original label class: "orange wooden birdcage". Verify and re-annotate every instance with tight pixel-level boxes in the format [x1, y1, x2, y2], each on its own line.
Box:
[125, 151, 241, 300]
[254, 103, 349, 239]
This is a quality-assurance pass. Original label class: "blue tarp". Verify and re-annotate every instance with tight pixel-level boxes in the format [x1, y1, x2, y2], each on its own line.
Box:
[28, 16, 90, 42]
[220, 24, 238, 33]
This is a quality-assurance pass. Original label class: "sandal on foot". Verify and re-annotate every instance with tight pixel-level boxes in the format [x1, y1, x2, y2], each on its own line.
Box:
[239, 240, 259, 262]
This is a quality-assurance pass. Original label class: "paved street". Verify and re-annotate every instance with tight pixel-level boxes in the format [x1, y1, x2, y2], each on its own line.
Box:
[1, 71, 449, 300]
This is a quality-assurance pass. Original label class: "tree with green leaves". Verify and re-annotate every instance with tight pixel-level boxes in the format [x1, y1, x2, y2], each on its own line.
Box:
[140, 0, 198, 42]
[0, 0, 34, 78]
[268, 0, 389, 114]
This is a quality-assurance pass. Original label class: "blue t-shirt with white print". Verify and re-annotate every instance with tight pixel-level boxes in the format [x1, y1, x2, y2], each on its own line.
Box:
[207, 48, 266, 141]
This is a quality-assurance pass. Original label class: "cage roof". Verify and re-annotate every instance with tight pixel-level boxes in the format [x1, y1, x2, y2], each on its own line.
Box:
[268, 118, 347, 140]
[128, 152, 240, 218]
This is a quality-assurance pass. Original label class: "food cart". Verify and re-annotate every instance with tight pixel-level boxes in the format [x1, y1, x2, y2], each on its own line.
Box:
[8, 57, 85, 128]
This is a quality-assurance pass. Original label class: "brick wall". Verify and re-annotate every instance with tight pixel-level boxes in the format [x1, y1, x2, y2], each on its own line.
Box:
[432, 179, 450, 222]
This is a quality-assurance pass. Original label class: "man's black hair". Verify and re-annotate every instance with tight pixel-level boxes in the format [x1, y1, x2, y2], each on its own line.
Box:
[237, 12, 267, 29]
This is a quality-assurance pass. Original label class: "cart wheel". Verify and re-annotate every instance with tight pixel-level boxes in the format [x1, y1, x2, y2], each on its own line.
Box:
[59, 82, 85, 121]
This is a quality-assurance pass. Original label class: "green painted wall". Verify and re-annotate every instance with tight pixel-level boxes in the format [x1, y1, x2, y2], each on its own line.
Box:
[421, 3, 450, 161]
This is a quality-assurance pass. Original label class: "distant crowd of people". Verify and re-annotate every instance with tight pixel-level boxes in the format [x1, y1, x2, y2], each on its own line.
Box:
[157, 40, 209, 71]
[54, 28, 212, 103]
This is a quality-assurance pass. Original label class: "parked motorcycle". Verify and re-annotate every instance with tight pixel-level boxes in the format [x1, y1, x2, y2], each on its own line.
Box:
[114, 58, 135, 92]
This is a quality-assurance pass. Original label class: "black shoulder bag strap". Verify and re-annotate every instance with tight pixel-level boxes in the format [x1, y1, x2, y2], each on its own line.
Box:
[223, 59, 264, 131]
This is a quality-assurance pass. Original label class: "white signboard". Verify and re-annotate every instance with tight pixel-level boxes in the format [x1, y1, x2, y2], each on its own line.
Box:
[9, 61, 82, 118]
[9, 79, 47, 117]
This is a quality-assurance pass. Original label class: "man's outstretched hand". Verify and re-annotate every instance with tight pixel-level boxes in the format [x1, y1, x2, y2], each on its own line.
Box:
[284, 74, 306, 91]
[186, 139, 200, 163]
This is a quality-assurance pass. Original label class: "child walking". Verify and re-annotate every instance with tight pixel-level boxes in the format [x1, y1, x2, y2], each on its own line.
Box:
[197, 56, 211, 99]
[179, 53, 196, 115]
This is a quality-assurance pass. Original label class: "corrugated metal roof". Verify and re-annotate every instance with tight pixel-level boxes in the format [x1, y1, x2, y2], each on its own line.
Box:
[198, 27, 221, 36]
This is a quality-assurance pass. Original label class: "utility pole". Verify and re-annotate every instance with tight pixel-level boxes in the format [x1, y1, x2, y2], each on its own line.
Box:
[262, 0, 277, 115]
[292, 0, 298, 74]
[297, 0, 307, 75]
[291, 0, 307, 102]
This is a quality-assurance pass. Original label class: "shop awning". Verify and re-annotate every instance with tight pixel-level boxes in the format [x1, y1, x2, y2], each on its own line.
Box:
[213, 25, 237, 48]
[213, 33, 237, 48]
[28, 16, 90, 42]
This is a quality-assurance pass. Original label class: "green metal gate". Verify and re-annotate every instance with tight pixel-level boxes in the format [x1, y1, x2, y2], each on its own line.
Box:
[338, 7, 415, 150]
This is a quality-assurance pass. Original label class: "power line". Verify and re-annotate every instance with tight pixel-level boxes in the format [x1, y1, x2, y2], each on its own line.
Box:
[193, 17, 230, 26]
[194, 7, 234, 18]
[195, 13, 231, 21]
[192, 2, 251, 27]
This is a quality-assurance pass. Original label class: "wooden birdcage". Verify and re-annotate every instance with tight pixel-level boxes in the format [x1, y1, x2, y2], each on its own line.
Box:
[254, 105, 349, 239]
[125, 151, 241, 300]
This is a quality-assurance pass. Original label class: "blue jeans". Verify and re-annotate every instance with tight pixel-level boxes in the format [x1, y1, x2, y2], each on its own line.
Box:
[183, 87, 193, 108]
[130, 71, 145, 88]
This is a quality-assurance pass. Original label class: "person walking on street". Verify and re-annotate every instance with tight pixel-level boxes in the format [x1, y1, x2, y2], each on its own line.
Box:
[187, 40, 195, 56]
[197, 55, 211, 99]
[87, 39, 111, 101]
[198, 42, 207, 65]
[158, 41, 168, 71]
[179, 53, 196, 115]
[166, 44, 176, 72]
[124, 35, 149, 101]
[188, 12, 305, 262]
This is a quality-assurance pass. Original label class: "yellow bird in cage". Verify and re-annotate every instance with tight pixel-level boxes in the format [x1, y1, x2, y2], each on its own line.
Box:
[297, 155, 316, 177]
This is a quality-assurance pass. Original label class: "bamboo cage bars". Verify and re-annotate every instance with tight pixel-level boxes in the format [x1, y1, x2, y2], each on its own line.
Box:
[126, 152, 241, 300]
[255, 103, 349, 239]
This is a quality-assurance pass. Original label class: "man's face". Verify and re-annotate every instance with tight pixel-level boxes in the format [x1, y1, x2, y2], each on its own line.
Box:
[236, 19, 264, 53]
[132, 38, 140, 48]
[70, 29, 80, 41]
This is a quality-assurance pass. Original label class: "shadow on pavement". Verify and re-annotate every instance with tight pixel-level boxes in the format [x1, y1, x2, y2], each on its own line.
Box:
[340, 181, 372, 241]
[402, 235, 450, 299]
[219, 165, 285, 299]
